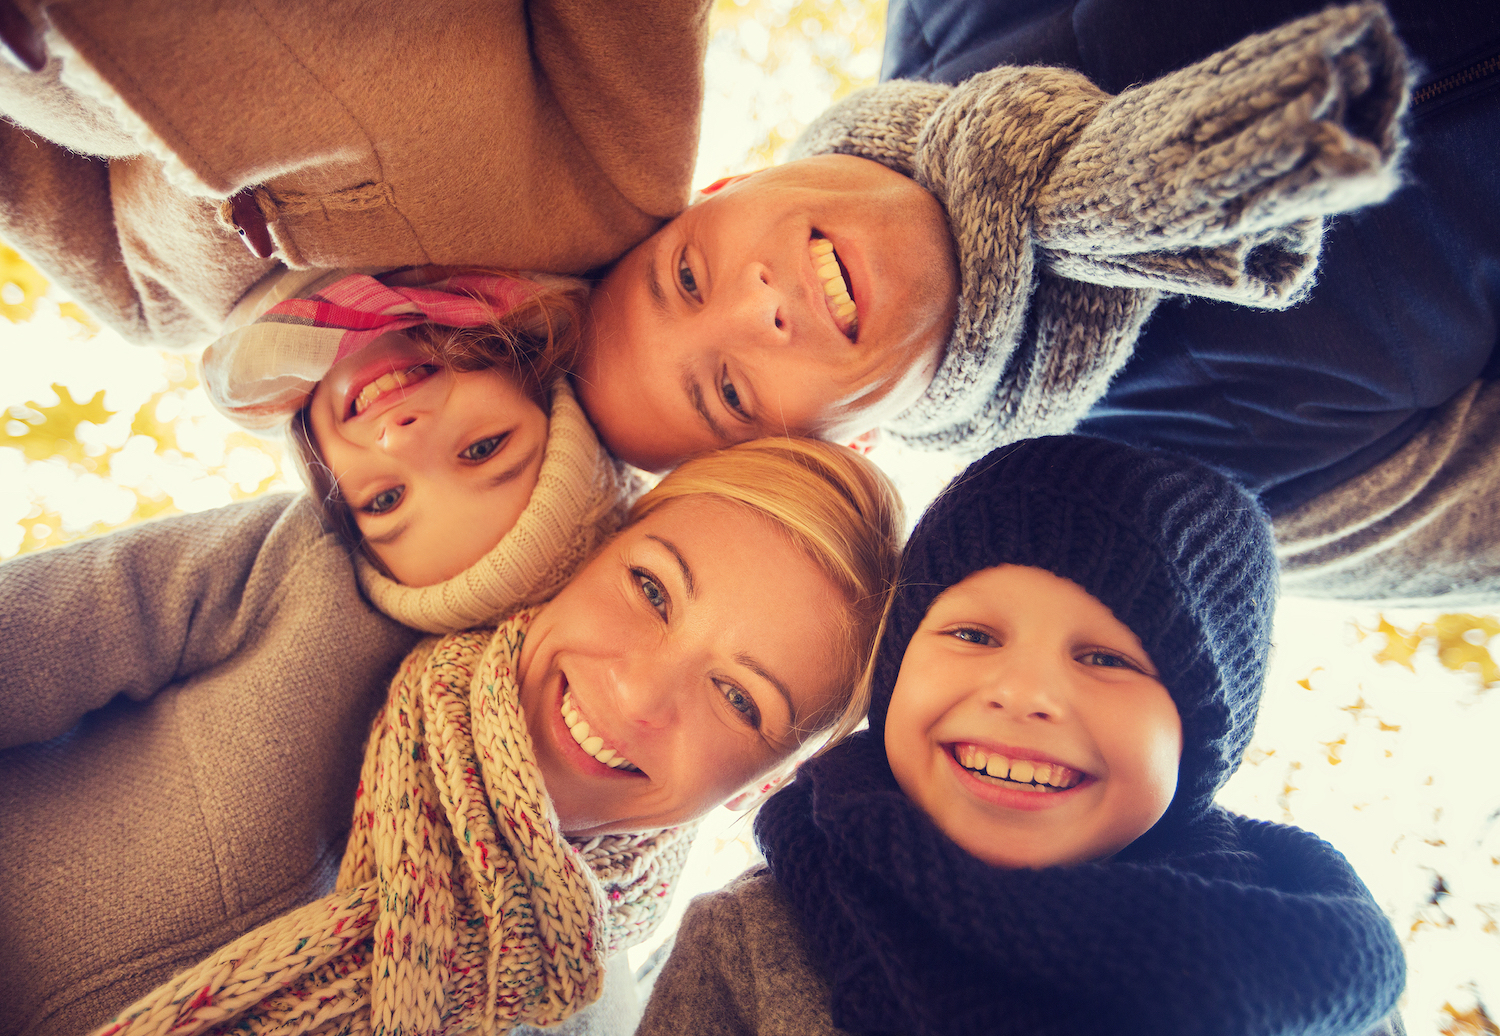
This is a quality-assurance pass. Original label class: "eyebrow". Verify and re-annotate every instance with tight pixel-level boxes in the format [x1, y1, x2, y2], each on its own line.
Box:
[487, 443, 540, 489]
[364, 517, 410, 547]
[647, 249, 669, 313]
[681, 368, 733, 444]
[645, 533, 694, 597]
[735, 652, 798, 726]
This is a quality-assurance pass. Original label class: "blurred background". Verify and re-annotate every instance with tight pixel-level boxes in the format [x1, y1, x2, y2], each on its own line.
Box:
[1, 1, 1495, 1032]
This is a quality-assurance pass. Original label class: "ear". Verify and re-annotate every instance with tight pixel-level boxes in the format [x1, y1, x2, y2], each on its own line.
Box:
[841, 428, 881, 455]
[693, 172, 760, 202]
[724, 761, 798, 811]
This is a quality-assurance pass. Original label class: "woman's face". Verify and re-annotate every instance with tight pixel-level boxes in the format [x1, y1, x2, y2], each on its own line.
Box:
[518, 496, 849, 836]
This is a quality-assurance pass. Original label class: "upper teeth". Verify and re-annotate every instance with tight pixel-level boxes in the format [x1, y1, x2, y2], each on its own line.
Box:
[562, 692, 640, 772]
[810, 237, 858, 338]
[955, 743, 1082, 791]
[352, 365, 431, 416]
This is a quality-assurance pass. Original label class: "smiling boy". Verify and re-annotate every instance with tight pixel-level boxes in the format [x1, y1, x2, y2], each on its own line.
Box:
[637, 435, 1407, 1036]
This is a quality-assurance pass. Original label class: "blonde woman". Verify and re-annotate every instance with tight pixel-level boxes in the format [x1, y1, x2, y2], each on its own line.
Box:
[0, 438, 901, 1036]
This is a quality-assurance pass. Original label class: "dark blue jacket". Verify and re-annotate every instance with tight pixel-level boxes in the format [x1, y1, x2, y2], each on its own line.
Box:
[885, 0, 1500, 513]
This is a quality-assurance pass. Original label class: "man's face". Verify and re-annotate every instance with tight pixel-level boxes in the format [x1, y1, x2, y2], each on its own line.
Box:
[575, 155, 959, 471]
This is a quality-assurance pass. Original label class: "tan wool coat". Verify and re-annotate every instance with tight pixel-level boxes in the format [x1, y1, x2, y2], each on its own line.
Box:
[0, 0, 708, 347]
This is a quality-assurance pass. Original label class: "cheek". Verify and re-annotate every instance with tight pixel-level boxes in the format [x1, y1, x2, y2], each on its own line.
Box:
[1104, 700, 1183, 825]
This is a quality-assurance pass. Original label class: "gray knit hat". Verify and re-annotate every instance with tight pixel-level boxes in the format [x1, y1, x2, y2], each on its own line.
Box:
[870, 436, 1278, 831]
[792, 2, 1408, 457]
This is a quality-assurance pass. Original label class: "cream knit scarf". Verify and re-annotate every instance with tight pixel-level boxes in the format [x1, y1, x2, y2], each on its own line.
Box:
[92, 611, 687, 1036]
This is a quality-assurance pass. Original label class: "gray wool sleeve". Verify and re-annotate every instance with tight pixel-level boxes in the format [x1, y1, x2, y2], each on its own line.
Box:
[1276, 377, 1500, 607]
[638, 869, 848, 1036]
[0, 493, 308, 748]
[792, 2, 1409, 458]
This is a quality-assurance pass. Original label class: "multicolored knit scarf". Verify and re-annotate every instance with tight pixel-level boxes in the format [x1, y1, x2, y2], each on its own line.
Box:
[202, 266, 577, 430]
[92, 611, 690, 1036]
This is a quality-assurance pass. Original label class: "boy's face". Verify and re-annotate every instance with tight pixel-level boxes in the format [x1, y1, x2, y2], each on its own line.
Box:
[308, 331, 548, 586]
[884, 564, 1182, 869]
[575, 154, 959, 471]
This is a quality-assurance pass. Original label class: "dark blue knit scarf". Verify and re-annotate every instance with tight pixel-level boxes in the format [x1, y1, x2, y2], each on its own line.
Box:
[755, 733, 1405, 1036]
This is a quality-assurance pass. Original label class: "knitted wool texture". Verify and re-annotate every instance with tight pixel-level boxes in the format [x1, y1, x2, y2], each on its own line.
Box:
[92, 611, 692, 1036]
[358, 380, 637, 633]
[870, 435, 1278, 831]
[753, 437, 1404, 1035]
[791, 2, 1409, 457]
[756, 742, 1406, 1036]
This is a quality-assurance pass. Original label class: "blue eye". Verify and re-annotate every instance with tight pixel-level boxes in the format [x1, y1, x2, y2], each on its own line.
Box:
[363, 485, 405, 515]
[633, 569, 669, 618]
[678, 257, 700, 298]
[722, 370, 746, 416]
[717, 679, 761, 728]
[949, 628, 993, 646]
[460, 434, 506, 461]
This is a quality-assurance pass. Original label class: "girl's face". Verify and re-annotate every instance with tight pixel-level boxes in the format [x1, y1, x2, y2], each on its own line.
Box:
[308, 331, 548, 586]
[518, 496, 849, 837]
[884, 564, 1183, 869]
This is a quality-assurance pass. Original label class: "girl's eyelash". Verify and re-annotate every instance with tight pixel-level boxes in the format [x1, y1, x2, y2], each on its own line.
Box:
[715, 679, 761, 730]
[459, 433, 507, 462]
[362, 485, 405, 515]
[632, 568, 669, 620]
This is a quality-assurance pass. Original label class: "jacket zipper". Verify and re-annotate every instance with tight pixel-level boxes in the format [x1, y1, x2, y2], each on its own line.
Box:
[1411, 52, 1500, 107]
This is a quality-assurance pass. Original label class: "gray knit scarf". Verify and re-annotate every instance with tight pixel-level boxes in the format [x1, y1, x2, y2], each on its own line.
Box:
[793, 1, 1409, 456]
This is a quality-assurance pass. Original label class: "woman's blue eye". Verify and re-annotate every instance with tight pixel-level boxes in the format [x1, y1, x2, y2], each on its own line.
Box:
[717, 680, 761, 727]
[634, 569, 669, 618]
[363, 485, 405, 515]
[722, 373, 745, 415]
[678, 258, 699, 297]
[460, 434, 505, 461]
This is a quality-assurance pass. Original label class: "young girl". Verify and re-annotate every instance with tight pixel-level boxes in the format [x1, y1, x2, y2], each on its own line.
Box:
[637, 435, 1406, 1036]
[78, 437, 903, 1036]
[200, 264, 632, 633]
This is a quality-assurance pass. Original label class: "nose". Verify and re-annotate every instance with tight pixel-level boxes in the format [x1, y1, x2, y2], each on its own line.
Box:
[727, 262, 790, 347]
[984, 655, 1069, 721]
[375, 409, 428, 458]
[607, 650, 684, 731]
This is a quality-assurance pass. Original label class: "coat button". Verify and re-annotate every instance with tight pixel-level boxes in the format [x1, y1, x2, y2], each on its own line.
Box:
[229, 188, 275, 259]
[0, 0, 45, 72]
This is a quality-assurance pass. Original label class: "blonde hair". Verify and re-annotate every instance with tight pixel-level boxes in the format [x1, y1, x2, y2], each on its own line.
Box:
[290, 272, 588, 567]
[629, 438, 904, 742]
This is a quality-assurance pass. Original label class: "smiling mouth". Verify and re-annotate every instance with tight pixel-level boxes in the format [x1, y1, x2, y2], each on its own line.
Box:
[810, 233, 858, 341]
[561, 691, 642, 773]
[349, 364, 438, 418]
[953, 743, 1085, 793]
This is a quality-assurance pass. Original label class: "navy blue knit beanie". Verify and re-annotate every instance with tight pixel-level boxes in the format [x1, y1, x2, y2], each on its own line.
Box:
[870, 435, 1278, 831]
